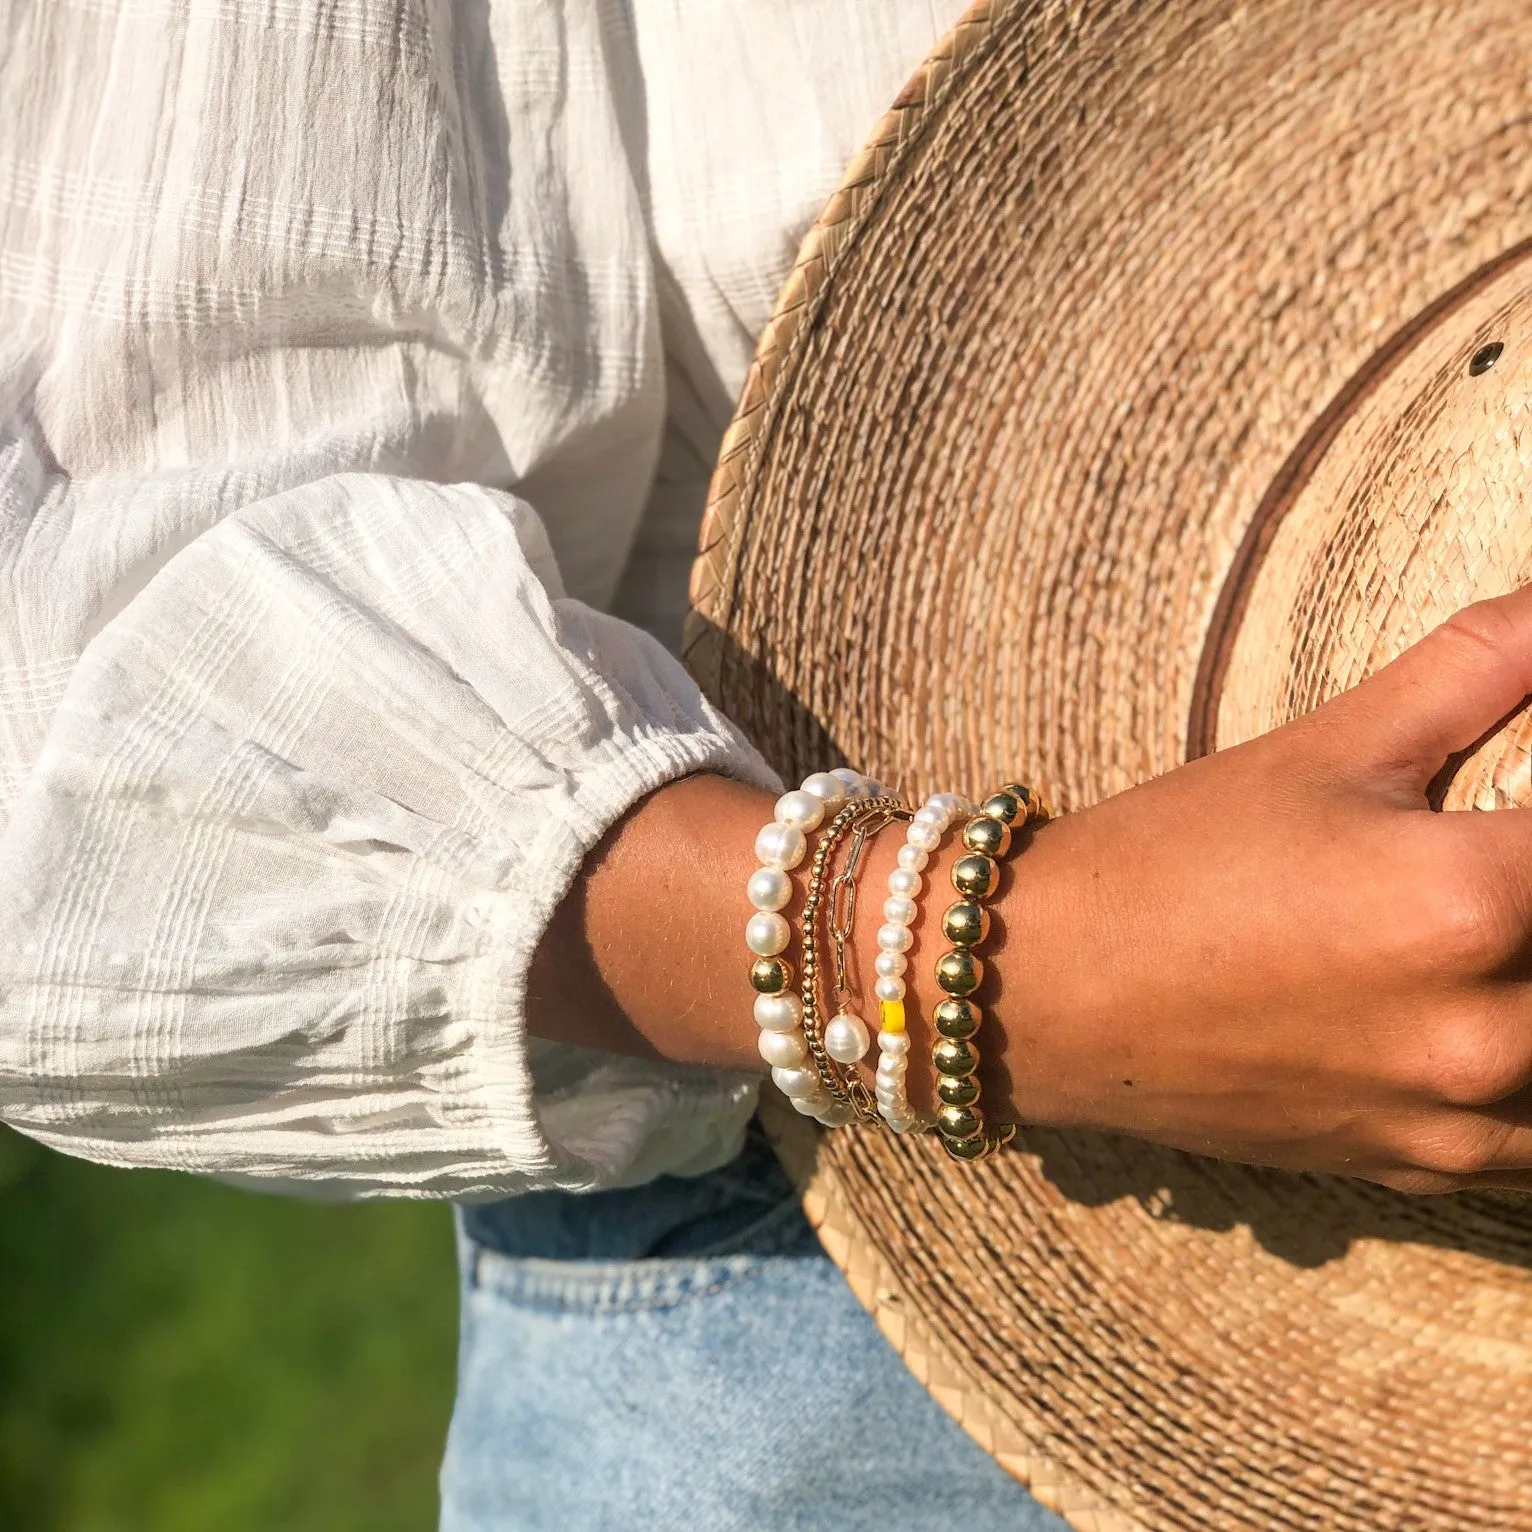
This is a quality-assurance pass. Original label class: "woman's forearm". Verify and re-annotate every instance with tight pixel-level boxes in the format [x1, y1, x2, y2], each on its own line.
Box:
[525, 773, 774, 1070]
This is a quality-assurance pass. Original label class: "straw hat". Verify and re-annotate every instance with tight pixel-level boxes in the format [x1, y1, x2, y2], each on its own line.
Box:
[685, 1, 1532, 1526]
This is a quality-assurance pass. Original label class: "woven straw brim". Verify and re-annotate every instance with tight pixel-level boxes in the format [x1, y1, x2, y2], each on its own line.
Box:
[686, 2, 1532, 1528]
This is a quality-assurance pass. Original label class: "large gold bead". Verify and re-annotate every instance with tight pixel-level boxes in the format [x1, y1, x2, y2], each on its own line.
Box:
[937, 1103, 984, 1140]
[749, 956, 793, 994]
[933, 998, 981, 1040]
[980, 790, 1021, 824]
[950, 853, 998, 900]
[937, 1074, 981, 1107]
[942, 1131, 992, 1161]
[932, 1037, 978, 1077]
[935, 948, 983, 997]
[998, 783, 1033, 813]
[941, 900, 990, 948]
[950, 1123, 1017, 1161]
[962, 815, 1012, 858]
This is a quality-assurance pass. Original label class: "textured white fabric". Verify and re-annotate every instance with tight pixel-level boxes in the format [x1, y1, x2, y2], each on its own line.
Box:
[0, 0, 955, 1197]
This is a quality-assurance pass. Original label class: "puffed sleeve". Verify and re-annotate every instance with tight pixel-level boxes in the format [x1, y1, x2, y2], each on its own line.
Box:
[0, 473, 779, 1198]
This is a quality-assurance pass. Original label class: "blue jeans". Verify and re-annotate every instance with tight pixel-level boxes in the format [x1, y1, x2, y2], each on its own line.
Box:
[439, 1123, 1067, 1531]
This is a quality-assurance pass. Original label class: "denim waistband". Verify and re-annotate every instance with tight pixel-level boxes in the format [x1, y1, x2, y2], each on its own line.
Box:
[459, 1117, 806, 1265]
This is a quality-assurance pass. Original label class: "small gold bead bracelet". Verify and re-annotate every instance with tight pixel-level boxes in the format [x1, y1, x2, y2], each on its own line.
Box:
[931, 784, 1050, 1163]
[799, 796, 909, 1120]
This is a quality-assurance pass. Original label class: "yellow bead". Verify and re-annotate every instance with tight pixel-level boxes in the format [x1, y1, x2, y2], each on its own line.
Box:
[880, 999, 907, 1035]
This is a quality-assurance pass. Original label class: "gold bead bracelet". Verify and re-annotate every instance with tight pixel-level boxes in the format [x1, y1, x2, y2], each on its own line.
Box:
[930, 783, 1049, 1162]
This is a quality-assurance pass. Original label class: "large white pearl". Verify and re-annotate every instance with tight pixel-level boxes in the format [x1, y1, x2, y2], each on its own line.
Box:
[907, 821, 941, 853]
[758, 1028, 807, 1068]
[774, 789, 825, 832]
[874, 975, 906, 1003]
[896, 843, 929, 873]
[913, 804, 948, 830]
[800, 771, 846, 810]
[882, 895, 916, 927]
[745, 911, 790, 956]
[791, 1094, 827, 1117]
[887, 867, 922, 899]
[876, 922, 914, 953]
[877, 1030, 911, 1056]
[754, 992, 803, 1031]
[877, 1052, 906, 1077]
[823, 1011, 871, 1064]
[874, 949, 907, 979]
[754, 821, 806, 870]
[747, 866, 792, 912]
[772, 1065, 821, 1099]
[929, 792, 969, 817]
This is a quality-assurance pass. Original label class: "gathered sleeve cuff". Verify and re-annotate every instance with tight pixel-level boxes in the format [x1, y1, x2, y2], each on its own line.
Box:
[0, 472, 779, 1198]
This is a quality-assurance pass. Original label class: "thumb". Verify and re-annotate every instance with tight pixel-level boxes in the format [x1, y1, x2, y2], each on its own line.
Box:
[1313, 588, 1532, 792]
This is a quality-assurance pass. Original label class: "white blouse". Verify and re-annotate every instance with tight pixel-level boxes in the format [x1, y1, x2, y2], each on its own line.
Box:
[0, 0, 955, 1197]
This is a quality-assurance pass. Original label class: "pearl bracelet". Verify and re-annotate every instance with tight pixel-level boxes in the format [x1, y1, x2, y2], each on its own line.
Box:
[870, 791, 971, 1133]
[748, 766, 883, 1126]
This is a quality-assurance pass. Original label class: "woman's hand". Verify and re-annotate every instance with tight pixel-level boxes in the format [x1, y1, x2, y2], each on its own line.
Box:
[887, 586, 1532, 1193]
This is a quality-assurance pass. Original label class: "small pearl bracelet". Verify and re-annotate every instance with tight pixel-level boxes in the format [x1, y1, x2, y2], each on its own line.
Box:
[748, 767, 882, 1126]
[871, 791, 971, 1133]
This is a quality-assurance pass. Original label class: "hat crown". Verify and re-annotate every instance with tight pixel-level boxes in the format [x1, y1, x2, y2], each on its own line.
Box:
[1215, 253, 1532, 809]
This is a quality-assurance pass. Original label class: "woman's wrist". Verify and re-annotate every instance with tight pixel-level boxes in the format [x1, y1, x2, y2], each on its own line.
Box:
[528, 767, 1086, 1142]
[526, 771, 778, 1070]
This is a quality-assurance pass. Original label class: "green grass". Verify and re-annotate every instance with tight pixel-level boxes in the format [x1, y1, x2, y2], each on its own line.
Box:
[0, 1126, 457, 1532]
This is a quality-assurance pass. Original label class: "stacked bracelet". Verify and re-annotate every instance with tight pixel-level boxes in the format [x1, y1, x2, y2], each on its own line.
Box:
[747, 762, 1048, 1159]
[803, 794, 909, 1123]
[931, 784, 1048, 1162]
[871, 792, 970, 1133]
[747, 767, 884, 1126]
